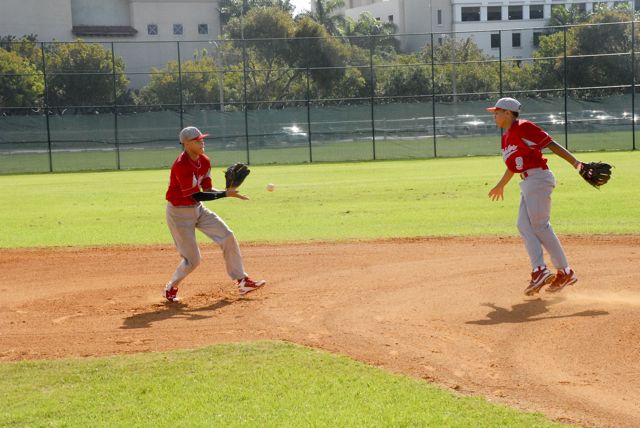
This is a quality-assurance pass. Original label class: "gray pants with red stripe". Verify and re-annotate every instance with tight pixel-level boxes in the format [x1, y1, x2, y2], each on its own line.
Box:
[165, 203, 247, 289]
[517, 169, 569, 270]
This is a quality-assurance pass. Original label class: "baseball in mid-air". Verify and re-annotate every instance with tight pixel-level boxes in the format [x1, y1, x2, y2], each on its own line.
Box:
[266, 183, 275, 192]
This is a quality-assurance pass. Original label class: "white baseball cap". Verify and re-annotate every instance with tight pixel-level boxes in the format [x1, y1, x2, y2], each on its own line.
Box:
[179, 126, 209, 144]
[486, 97, 521, 113]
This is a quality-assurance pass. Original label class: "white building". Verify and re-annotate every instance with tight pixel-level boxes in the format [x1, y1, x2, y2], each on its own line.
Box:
[343, 0, 452, 52]
[0, 0, 222, 86]
[342, 0, 632, 58]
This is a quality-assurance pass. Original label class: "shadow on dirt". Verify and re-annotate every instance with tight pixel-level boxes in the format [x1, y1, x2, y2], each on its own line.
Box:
[121, 298, 233, 329]
[466, 299, 609, 325]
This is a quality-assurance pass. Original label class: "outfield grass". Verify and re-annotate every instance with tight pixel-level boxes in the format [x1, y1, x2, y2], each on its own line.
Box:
[0, 151, 638, 248]
[1, 153, 636, 427]
[0, 341, 568, 428]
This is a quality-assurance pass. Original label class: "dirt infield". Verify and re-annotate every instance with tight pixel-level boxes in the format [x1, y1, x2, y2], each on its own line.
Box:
[2, 236, 639, 427]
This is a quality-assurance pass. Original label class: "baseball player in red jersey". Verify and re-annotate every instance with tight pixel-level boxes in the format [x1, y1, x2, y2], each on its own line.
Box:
[163, 126, 266, 302]
[487, 97, 583, 296]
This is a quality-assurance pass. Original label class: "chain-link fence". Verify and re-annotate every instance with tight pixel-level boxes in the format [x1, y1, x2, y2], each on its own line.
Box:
[1, 20, 638, 174]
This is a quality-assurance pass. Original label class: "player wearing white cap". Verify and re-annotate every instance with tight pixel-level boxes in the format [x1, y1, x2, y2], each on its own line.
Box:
[163, 126, 266, 302]
[487, 98, 584, 295]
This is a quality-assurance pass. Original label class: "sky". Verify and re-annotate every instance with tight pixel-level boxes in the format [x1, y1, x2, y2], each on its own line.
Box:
[292, 0, 311, 14]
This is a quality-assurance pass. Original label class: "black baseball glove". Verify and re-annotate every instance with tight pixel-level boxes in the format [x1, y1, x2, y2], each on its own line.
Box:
[579, 161, 612, 189]
[225, 163, 250, 189]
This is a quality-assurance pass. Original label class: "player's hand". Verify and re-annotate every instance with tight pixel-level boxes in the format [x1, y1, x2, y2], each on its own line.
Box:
[488, 185, 504, 201]
[226, 187, 249, 200]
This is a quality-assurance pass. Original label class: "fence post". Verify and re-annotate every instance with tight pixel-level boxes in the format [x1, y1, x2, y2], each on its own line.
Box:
[241, 37, 250, 164]
[499, 30, 503, 97]
[563, 27, 569, 150]
[369, 36, 376, 160]
[430, 33, 437, 158]
[40, 42, 53, 172]
[111, 42, 121, 170]
[306, 65, 312, 163]
[632, 20, 636, 151]
[177, 42, 184, 130]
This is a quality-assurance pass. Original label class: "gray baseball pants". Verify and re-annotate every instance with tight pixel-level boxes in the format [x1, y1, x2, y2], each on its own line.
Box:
[166, 203, 247, 289]
[517, 169, 569, 270]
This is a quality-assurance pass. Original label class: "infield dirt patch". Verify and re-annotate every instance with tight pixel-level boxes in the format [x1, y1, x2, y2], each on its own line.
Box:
[2, 236, 639, 427]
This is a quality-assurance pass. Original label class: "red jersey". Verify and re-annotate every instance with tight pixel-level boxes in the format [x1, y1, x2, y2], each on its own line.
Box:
[165, 152, 213, 206]
[501, 119, 553, 173]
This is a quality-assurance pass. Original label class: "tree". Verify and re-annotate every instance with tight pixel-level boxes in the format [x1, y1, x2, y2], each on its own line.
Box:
[534, 7, 636, 96]
[0, 47, 44, 108]
[291, 17, 350, 96]
[218, 0, 295, 27]
[301, 0, 347, 37]
[44, 40, 129, 108]
[421, 37, 499, 99]
[138, 51, 224, 105]
[342, 12, 399, 56]
[224, 7, 301, 104]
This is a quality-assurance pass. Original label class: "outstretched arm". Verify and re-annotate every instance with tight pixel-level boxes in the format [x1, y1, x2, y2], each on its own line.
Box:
[547, 141, 581, 170]
[488, 168, 515, 201]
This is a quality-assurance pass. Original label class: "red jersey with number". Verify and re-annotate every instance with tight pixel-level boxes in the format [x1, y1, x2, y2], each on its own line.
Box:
[501, 119, 553, 173]
[165, 152, 213, 206]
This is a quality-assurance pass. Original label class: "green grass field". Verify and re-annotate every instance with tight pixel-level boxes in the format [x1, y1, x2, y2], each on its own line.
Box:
[1, 342, 567, 428]
[2, 152, 638, 426]
[0, 151, 638, 248]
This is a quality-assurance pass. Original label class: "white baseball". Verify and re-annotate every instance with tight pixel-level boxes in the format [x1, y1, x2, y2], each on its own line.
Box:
[266, 183, 275, 192]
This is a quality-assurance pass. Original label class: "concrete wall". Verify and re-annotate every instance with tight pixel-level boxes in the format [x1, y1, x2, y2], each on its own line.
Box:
[0, 0, 73, 41]
[71, 0, 131, 25]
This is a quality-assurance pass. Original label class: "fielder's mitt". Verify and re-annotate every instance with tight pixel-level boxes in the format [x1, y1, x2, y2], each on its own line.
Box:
[225, 163, 250, 189]
[579, 161, 612, 189]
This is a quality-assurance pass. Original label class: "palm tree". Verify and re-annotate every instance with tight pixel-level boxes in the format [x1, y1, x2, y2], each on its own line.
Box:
[301, 0, 347, 37]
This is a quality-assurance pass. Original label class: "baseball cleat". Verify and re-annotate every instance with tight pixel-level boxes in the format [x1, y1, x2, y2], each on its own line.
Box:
[163, 286, 179, 302]
[524, 267, 555, 296]
[546, 269, 578, 293]
[236, 276, 266, 295]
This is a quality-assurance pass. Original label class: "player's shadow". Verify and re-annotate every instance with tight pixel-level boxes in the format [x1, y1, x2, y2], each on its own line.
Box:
[466, 299, 608, 325]
[121, 298, 233, 329]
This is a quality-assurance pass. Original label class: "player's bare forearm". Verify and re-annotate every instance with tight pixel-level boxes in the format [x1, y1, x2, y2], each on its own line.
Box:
[488, 169, 514, 201]
[547, 141, 581, 169]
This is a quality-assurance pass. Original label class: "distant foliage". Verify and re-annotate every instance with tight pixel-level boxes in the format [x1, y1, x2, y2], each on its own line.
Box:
[0, 48, 44, 108]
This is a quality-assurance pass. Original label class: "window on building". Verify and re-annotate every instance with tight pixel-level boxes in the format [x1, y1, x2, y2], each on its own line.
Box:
[437, 9, 442, 25]
[438, 37, 443, 45]
[487, 6, 502, 20]
[461, 7, 481, 21]
[147, 24, 158, 35]
[491, 33, 501, 49]
[173, 24, 183, 35]
[530, 4, 544, 19]
[198, 24, 208, 35]
[388, 15, 394, 23]
[551, 4, 566, 15]
[533, 32, 542, 47]
[572, 3, 587, 12]
[512, 33, 521, 48]
[508, 5, 523, 19]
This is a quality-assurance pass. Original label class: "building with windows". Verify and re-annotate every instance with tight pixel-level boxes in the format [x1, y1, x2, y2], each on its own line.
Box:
[342, 0, 633, 58]
[0, 0, 221, 86]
